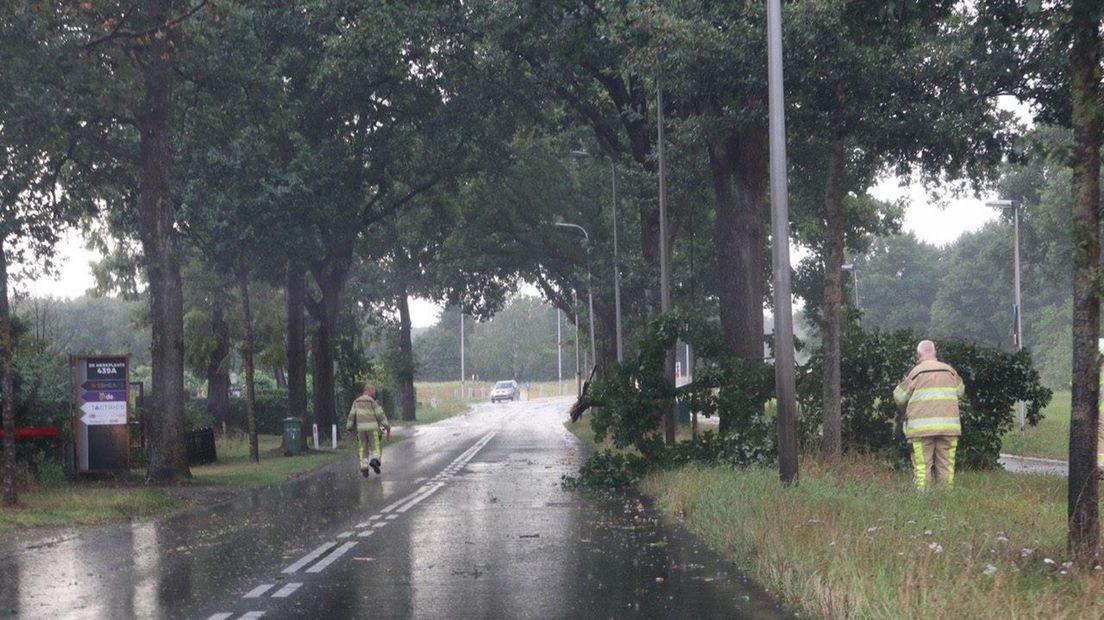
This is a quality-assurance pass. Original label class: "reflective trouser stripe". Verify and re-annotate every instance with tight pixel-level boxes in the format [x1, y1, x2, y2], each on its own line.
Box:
[913, 441, 927, 489]
[358, 431, 382, 461]
[947, 438, 957, 488]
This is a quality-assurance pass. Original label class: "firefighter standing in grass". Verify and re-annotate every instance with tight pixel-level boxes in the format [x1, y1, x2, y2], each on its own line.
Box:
[893, 340, 966, 489]
[346, 383, 391, 477]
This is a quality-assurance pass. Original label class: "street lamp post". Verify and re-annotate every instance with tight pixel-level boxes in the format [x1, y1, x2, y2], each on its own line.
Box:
[767, 0, 799, 486]
[986, 199, 1026, 432]
[568, 150, 624, 362]
[555, 221, 598, 376]
[574, 292, 581, 396]
[557, 309, 563, 395]
[841, 263, 862, 317]
[459, 311, 466, 400]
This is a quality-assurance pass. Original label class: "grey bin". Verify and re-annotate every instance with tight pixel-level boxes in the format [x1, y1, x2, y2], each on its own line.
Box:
[282, 417, 303, 456]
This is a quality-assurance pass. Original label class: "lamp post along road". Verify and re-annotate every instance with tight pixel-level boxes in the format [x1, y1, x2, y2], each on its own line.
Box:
[612, 162, 623, 362]
[574, 292, 581, 396]
[557, 309, 563, 395]
[841, 263, 862, 319]
[567, 150, 623, 363]
[460, 312, 465, 400]
[767, 0, 799, 486]
[986, 199, 1026, 432]
[554, 221, 598, 377]
[656, 82, 677, 445]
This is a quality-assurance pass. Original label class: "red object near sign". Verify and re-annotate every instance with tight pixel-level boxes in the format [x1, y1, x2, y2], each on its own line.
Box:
[0, 426, 61, 439]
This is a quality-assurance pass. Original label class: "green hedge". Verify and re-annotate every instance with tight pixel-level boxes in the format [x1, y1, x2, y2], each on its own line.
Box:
[797, 329, 1052, 469]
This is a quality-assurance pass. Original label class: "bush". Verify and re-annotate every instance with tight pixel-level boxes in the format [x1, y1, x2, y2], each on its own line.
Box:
[586, 310, 775, 458]
[569, 311, 776, 488]
[797, 329, 1052, 469]
[227, 389, 293, 434]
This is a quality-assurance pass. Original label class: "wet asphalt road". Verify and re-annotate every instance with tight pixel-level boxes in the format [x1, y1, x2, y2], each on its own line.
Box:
[0, 398, 789, 619]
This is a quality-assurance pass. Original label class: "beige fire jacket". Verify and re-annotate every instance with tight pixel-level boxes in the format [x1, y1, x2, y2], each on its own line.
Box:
[893, 360, 965, 439]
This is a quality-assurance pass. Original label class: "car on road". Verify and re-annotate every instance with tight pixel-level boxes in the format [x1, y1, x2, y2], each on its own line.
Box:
[490, 380, 519, 403]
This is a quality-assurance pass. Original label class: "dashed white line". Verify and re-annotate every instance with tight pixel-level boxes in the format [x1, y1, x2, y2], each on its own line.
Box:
[243, 584, 275, 598]
[206, 614, 233, 620]
[282, 542, 338, 573]
[372, 522, 388, 529]
[240, 613, 266, 620]
[357, 529, 375, 538]
[386, 514, 399, 520]
[337, 531, 353, 539]
[396, 483, 445, 513]
[306, 541, 358, 573]
[272, 582, 302, 598]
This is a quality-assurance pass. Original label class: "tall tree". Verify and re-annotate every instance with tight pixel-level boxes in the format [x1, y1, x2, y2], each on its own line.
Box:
[1, 5, 89, 504]
[1066, 0, 1102, 565]
[39, 1, 212, 481]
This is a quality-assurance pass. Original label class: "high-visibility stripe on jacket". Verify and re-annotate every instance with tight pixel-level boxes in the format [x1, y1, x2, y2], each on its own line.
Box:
[893, 360, 965, 439]
[346, 395, 389, 432]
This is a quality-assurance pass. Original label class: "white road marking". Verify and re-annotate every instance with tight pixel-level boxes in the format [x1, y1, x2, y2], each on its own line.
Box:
[243, 584, 274, 598]
[272, 582, 302, 598]
[337, 531, 353, 539]
[239, 613, 266, 620]
[396, 483, 445, 513]
[205, 614, 233, 620]
[357, 529, 375, 538]
[282, 542, 338, 573]
[372, 522, 388, 529]
[386, 514, 399, 520]
[306, 541, 358, 573]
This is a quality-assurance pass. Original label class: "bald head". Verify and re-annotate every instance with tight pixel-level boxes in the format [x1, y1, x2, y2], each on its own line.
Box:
[916, 340, 937, 362]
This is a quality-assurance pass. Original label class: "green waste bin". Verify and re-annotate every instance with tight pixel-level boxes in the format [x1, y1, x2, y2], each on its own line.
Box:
[283, 417, 303, 456]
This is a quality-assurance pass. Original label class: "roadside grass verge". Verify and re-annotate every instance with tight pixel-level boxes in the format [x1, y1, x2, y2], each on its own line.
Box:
[0, 433, 352, 531]
[0, 486, 182, 533]
[405, 399, 469, 426]
[190, 433, 352, 486]
[642, 457, 1102, 619]
[1001, 391, 1070, 460]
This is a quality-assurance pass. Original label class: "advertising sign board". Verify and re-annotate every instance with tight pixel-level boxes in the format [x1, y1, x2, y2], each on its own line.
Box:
[72, 355, 130, 473]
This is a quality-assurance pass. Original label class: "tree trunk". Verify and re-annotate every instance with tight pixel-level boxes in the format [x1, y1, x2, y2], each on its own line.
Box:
[0, 241, 17, 507]
[307, 268, 345, 431]
[820, 139, 847, 459]
[238, 268, 259, 463]
[286, 262, 308, 435]
[396, 286, 417, 422]
[1067, 0, 1102, 566]
[709, 128, 768, 435]
[139, 0, 189, 481]
[205, 297, 231, 429]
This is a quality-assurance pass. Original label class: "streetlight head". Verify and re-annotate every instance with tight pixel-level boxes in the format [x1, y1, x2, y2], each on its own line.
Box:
[841, 263, 855, 271]
[985, 199, 1019, 209]
[568, 150, 592, 160]
[553, 217, 566, 226]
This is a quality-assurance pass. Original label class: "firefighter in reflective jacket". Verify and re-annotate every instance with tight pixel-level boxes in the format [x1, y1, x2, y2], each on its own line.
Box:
[346, 383, 391, 476]
[893, 340, 966, 489]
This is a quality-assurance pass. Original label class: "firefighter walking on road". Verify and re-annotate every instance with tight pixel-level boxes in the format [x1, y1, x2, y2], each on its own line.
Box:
[894, 340, 966, 489]
[346, 383, 391, 477]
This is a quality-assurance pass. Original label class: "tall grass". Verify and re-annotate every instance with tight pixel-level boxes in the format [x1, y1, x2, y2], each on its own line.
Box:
[643, 457, 1102, 619]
